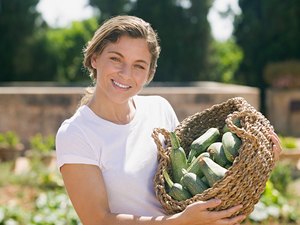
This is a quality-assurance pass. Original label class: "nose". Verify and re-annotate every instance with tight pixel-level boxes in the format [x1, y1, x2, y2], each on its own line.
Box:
[118, 63, 131, 77]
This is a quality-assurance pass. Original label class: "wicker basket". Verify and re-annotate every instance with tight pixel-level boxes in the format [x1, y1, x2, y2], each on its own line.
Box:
[152, 97, 276, 217]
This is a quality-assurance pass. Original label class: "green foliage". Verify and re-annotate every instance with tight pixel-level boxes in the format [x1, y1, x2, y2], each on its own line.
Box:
[0, 161, 75, 224]
[13, 28, 58, 82]
[249, 180, 298, 223]
[233, 0, 300, 89]
[44, 18, 98, 82]
[270, 162, 293, 195]
[209, 38, 243, 83]
[0, 131, 21, 148]
[0, 191, 81, 225]
[30, 191, 81, 225]
[0, 205, 30, 225]
[0, 0, 43, 82]
[13, 17, 98, 83]
[29, 133, 55, 154]
[89, 0, 132, 22]
[279, 135, 298, 149]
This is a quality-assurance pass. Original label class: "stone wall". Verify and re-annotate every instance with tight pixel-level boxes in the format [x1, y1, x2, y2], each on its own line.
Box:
[0, 82, 259, 147]
[266, 88, 300, 136]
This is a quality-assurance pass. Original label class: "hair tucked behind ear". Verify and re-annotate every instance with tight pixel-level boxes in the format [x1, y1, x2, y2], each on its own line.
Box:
[80, 15, 161, 106]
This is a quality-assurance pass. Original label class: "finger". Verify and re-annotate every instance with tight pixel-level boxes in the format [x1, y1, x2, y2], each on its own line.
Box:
[208, 204, 243, 219]
[270, 132, 281, 147]
[273, 145, 282, 161]
[269, 132, 282, 161]
[221, 214, 246, 225]
[270, 130, 280, 142]
[189, 198, 221, 210]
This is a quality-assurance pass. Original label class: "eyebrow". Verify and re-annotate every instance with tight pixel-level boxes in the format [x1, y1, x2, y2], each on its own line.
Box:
[107, 51, 149, 65]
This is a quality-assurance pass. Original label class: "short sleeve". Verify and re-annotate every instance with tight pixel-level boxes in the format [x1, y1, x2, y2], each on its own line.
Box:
[55, 122, 99, 170]
[160, 97, 180, 131]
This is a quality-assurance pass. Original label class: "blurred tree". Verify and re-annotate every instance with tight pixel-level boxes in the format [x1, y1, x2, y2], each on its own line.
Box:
[88, 0, 132, 22]
[88, 0, 212, 82]
[6, 18, 98, 83]
[13, 28, 58, 81]
[0, 0, 42, 82]
[132, 0, 213, 82]
[0, 1, 97, 83]
[233, 0, 300, 109]
[209, 38, 243, 83]
[44, 18, 98, 82]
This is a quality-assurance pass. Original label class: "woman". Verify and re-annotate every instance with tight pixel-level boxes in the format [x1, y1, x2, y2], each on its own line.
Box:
[56, 15, 282, 225]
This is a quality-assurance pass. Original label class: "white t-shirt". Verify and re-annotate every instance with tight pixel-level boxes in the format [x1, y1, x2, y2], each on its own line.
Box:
[56, 95, 179, 216]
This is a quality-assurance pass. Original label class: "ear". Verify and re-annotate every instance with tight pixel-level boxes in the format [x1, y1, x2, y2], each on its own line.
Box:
[91, 54, 98, 69]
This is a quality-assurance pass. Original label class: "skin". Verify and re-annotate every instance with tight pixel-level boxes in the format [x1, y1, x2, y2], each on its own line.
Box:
[60, 35, 282, 225]
[88, 35, 151, 125]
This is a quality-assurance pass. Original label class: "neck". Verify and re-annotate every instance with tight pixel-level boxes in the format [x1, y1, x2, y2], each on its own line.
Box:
[88, 94, 136, 125]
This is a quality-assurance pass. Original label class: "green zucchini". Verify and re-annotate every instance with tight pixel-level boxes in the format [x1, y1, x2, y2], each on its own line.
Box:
[163, 169, 191, 201]
[207, 142, 230, 167]
[201, 175, 210, 187]
[222, 132, 242, 162]
[180, 171, 209, 196]
[188, 128, 220, 162]
[199, 157, 228, 187]
[169, 132, 188, 183]
[186, 152, 210, 177]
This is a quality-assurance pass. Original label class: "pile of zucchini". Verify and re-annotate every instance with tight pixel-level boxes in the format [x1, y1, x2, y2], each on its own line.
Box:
[163, 121, 242, 201]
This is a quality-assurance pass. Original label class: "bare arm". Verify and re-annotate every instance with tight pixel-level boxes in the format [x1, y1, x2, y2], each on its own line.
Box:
[61, 164, 245, 225]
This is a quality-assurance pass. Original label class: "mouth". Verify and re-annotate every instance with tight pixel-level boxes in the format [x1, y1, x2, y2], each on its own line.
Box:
[112, 79, 131, 89]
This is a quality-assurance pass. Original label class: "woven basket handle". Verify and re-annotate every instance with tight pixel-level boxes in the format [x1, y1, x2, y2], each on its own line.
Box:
[152, 128, 171, 160]
[226, 110, 258, 143]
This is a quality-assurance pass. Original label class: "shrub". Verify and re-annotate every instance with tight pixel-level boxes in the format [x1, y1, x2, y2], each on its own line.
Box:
[29, 133, 55, 154]
[0, 131, 21, 149]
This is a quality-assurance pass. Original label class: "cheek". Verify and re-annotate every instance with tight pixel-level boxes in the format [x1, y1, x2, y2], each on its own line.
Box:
[135, 72, 149, 86]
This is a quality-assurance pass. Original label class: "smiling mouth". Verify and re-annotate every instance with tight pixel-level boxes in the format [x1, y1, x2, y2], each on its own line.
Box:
[112, 80, 131, 89]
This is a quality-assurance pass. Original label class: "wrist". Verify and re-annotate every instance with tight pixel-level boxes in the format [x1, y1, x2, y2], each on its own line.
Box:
[166, 212, 185, 225]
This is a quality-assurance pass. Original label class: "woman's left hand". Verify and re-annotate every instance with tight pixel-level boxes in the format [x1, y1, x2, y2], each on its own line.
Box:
[270, 130, 282, 161]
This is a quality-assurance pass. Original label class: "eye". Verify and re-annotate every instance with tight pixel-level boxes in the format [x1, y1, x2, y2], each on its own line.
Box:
[134, 64, 146, 70]
[110, 56, 121, 62]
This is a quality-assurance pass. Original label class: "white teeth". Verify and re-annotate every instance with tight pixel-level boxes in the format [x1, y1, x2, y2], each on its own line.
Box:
[113, 80, 130, 89]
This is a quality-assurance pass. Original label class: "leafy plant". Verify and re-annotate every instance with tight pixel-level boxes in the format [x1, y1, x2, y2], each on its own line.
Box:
[29, 133, 55, 154]
[0, 131, 21, 149]
[0, 191, 81, 225]
[249, 180, 298, 223]
[270, 162, 293, 195]
[0, 204, 29, 225]
[30, 191, 81, 225]
[279, 135, 298, 150]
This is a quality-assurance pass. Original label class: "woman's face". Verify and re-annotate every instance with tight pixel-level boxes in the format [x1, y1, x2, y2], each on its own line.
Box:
[91, 35, 151, 104]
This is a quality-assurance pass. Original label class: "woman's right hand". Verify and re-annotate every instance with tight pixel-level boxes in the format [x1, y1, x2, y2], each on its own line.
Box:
[175, 199, 246, 225]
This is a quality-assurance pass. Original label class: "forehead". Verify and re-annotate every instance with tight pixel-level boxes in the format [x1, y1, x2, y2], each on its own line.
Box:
[103, 35, 151, 62]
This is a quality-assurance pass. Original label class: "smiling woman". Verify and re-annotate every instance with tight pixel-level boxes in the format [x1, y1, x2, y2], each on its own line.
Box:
[36, 0, 95, 27]
[54, 15, 254, 225]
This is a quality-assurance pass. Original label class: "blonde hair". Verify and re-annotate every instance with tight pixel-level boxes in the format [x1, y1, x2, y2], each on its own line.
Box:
[81, 15, 161, 105]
